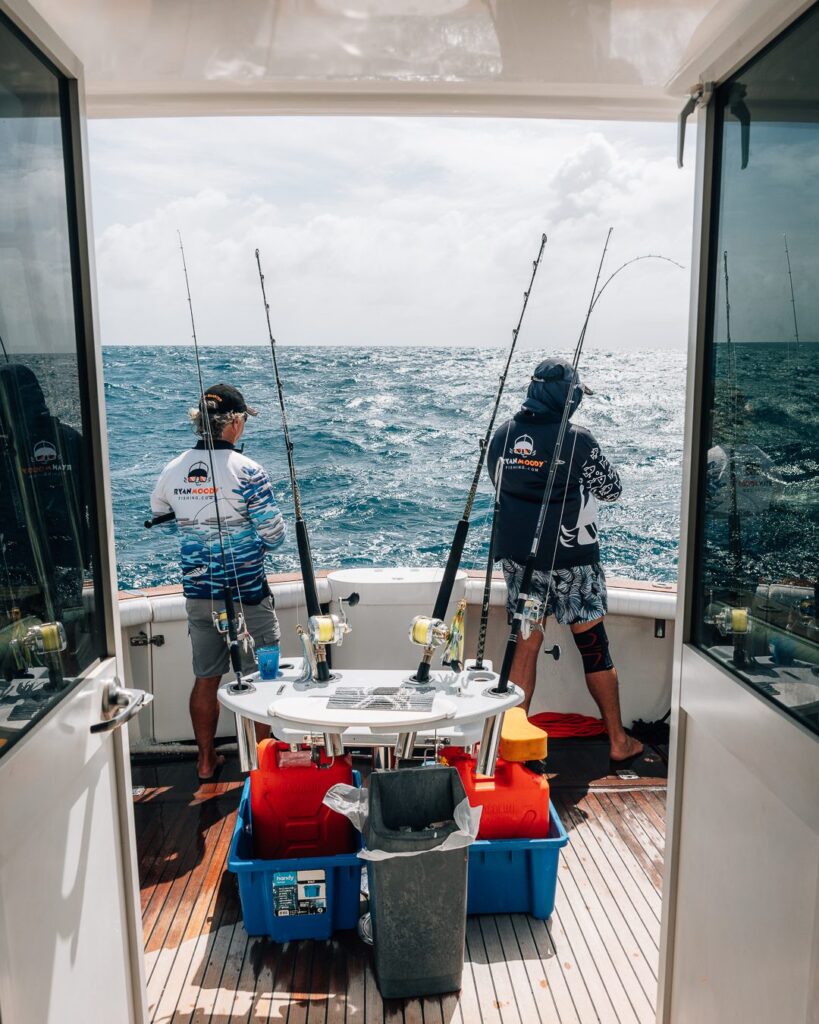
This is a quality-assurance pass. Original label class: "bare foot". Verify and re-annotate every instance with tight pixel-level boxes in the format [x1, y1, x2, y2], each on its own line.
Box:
[197, 752, 225, 781]
[609, 734, 644, 762]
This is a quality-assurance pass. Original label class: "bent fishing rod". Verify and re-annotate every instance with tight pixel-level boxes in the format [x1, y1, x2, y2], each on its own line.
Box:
[255, 248, 348, 683]
[493, 228, 612, 694]
[179, 232, 251, 697]
[410, 232, 548, 683]
[490, 234, 685, 691]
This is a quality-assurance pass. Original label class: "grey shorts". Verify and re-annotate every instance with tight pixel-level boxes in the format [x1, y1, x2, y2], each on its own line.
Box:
[186, 595, 281, 678]
[501, 559, 608, 626]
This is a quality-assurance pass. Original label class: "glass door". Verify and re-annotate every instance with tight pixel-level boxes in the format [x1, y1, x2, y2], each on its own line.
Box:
[661, 7, 819, 1022]
[0, 11, 106, 754]
[0, 7, 148, 1024]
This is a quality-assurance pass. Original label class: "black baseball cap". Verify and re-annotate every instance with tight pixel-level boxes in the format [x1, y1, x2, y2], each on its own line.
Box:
[200, 383, 258, 417]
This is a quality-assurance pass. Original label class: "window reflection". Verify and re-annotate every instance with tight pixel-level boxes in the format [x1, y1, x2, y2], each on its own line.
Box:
[0, 13, 103, 755]
[695, 6, 819, 735]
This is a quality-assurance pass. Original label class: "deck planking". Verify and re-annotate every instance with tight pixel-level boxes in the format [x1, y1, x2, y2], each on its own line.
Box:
[134, 761, 666, 1024]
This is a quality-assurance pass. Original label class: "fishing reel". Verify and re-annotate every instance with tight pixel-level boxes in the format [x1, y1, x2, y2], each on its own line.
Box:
[12, 621, 67, 657]
[518, 597, 546, 641]
[308, 614, 351, 648]
[706, 606, 751, 636]
[409, 616, 450, 649]
[212, 608, 254, 653]
[307, 590, 358, 649]
[296, 593, 359, 686]
[9, 621, 67, 674]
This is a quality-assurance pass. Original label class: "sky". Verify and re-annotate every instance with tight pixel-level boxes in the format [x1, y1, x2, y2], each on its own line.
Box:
[87, 116, 695, 352]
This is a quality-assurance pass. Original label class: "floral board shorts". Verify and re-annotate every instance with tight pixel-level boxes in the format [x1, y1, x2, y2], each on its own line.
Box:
[501, 559, 608, 626]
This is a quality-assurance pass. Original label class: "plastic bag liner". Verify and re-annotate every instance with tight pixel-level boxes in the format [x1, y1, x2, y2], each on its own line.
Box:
[323, 783, 482, 861]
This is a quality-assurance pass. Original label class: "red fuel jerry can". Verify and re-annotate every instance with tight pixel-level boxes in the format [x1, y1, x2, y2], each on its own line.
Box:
[444, 709, 551, 840]
[249, 740, 357, 860]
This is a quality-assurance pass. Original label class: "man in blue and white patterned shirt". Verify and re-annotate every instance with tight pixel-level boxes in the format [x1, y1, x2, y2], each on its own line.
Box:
[487, 358, 642, 764]
[151, 383, 286, 779]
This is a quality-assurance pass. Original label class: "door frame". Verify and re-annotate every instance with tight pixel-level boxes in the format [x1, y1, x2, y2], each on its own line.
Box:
[0, 2, 147, 1020]
[659, 3, 819, 1020]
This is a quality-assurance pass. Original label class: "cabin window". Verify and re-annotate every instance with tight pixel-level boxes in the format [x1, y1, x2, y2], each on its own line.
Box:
[693, 5, 819, 735]
[0, 13, 106, 758]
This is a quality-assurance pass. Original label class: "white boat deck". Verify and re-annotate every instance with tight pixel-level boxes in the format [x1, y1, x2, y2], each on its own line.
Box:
[136, 761, 665, 1023]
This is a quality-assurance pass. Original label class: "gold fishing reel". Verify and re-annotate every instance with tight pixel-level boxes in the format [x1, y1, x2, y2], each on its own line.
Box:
[707, 606, 751, 636]
[308, 614, 350, 648]
[9, 621, 67, 669]
[409, 615, 450, 649]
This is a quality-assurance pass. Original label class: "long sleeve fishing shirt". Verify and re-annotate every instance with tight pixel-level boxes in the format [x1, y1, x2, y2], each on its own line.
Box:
[487, 411, 622, 570]
[151, 439, 286, 603]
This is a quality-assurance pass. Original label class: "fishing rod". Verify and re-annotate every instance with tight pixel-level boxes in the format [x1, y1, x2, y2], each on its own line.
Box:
[470, 251, 684, 671]
[410, 232, 548, 684]
[491, 235, 688, 693]
[783, 234, 800, 362]
[0, 333, 9, 363]
[178, 232, 252, 699]
[722, 251, 743, 594]
[473, 448, 503, 672]
[254, 249, 349, 684]
[493, 228, 612, 694]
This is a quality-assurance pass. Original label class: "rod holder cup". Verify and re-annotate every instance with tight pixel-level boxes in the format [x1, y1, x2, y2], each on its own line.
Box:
[235, 713, 259, 773]
[394, 731, 417, 760]
[371, 746, 395, 772]
[323, 732, 344, 758]
[476, 712, 505, 778]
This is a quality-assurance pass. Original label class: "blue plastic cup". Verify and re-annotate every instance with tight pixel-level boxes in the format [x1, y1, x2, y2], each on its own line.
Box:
[257, 645, 281, 680]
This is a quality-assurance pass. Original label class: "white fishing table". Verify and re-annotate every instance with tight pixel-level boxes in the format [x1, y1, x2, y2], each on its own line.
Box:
[217, 658, 523, 767]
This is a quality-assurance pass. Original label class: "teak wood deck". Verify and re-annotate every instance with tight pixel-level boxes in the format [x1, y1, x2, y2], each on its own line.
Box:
[134, 759, 666, 1024]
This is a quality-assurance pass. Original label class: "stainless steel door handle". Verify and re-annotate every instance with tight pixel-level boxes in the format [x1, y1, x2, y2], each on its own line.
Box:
[90, 679, 153, 734]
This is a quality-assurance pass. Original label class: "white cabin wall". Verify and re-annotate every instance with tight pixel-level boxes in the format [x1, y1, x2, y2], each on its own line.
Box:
[666, 650, 819, 1023]
[464, 597, 674, 725]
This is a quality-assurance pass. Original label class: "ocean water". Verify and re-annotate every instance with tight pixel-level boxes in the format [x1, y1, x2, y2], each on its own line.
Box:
[104, 345, 686, 591]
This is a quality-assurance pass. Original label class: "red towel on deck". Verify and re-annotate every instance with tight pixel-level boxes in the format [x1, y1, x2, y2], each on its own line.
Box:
[529, 712, 608, 738]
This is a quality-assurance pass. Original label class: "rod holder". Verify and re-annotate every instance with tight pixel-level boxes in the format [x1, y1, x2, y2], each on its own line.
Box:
[394, 731, 417, 760]
[476, 712, 505, 778]
[235, 713, 259, 773]
[323, 732, 344, 758]
[371, 746, 395, 772]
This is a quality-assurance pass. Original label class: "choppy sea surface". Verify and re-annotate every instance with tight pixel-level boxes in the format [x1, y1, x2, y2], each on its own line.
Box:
[104, 345, 687, 591]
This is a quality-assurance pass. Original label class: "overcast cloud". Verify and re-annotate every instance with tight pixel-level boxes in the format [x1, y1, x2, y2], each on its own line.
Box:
[88, 116, 694, 352]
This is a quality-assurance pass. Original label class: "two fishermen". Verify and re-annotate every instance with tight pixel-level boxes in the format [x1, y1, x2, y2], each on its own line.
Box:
[154, 360, 640, 776]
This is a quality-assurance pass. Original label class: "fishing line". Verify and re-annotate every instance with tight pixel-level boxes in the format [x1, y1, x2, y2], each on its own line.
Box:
[473, 416, 513, 670]
[411, 232, 549, 683]
[783, 234, 800, 369]
[255, 248, 336, 683]
[494, 228, 612, 693]
[178, 232, 251, 695]
[493, 238, 685, 693]
[722, 250, 743, 592]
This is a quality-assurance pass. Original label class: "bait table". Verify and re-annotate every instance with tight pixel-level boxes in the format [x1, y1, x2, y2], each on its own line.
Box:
[217, 659, 524, 773]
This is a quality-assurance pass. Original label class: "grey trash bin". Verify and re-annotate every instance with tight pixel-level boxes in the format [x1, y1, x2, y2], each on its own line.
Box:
[365, 766, 469, 999]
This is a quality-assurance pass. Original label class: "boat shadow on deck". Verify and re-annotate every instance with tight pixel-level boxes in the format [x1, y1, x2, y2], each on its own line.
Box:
[134, 755, 666, 1024]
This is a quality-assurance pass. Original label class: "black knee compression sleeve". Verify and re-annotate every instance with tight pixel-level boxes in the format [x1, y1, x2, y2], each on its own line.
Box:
[573, 621, 613, 673]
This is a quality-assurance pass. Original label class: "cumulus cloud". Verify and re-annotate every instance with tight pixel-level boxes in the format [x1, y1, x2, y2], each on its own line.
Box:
[88, 116, 694, 352]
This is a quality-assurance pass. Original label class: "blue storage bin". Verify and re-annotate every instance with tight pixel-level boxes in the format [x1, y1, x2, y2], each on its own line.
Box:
[467, 800, 569, 920]
[228, 774, 363, 941]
